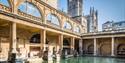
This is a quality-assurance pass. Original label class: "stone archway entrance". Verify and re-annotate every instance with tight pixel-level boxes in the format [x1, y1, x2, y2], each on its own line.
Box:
[97, 38, 111, 56]
[100, 44, 111, 56]
[30, 34, 40, 43]
[117, 44, 125, 55]
[87, 44, 94, 54]
[63, 38, 71, 55]
[29, 34, 41, 57]
[74, 39, 79, 54]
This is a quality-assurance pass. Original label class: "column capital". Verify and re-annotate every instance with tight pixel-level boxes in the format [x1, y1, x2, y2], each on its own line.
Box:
[11, 22, 17, 53]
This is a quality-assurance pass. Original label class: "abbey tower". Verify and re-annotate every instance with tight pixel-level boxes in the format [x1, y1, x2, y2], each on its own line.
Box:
[67, 0, 83, 17]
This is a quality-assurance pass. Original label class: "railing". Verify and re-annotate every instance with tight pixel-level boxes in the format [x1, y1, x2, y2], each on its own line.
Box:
[17, 10, 42, 22]
[46, 21, 61, 28]
[0, 3, 11, 12]
[82, 30, 125, 36]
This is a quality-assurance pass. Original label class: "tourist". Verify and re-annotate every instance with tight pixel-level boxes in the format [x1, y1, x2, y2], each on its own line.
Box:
[53, 47, 56, 59]
[39, 47, 44, 58]
[57, 49, 62, 56]
[42, 47, 48, 61]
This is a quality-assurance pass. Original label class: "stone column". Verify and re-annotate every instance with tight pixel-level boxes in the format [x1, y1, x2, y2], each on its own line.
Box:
[94, 38, 97, 56]
[79, 39, 83, 55]
[0, 37, 1, 52]
[70, 37, 75, 55]
[41, 29, 46, 51]
[11, 22, 17, 53]
[9, 22, 17, 63]
[59, 34, 63, 50]
[71, 37, 75, 50]
[56, 34, 63, 61]
[57, 34, 63, 51]
[111, 37, 115, 56]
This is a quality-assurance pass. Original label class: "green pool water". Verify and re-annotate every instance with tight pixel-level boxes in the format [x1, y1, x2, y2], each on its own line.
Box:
[58, 57, 125, 63]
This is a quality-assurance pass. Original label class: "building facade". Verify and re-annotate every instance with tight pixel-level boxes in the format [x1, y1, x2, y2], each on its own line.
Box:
[67, 0, 83, 18]
[67, 0, 87, 33]
[82, 31, 125, 57]
[102, 21, 125, 31]
[0, 0, 84, 61]
[0, 0, 125, 62]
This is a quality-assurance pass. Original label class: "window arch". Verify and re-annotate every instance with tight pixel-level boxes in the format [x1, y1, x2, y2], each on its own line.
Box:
[0, 0, 10, 7]
[63, 21, 72, 30]
[30, 34, 40, 43]
[63, 38, 70, 46]
[74, 26, 80, 33]
[18, 1, 41, 17]
[47, 14, 60, 26]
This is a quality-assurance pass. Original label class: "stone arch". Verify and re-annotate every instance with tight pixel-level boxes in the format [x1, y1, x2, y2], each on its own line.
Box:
[30, 34, 40, 43]
[99, 43, 111, 56]
[63, 21, 73, 30]
[87, 44, 94, 54]
[117, 44, 125, 55]
[9, 0, 13, 8]
[17, 0, 44, 21]
[53, 14, 61, 26]
[74, 25, 80, 33]
[117, 44, 125, 50]
[46, 13, 61, 26]
[63, 38, 70, 46]
[69, 21, 73, 30]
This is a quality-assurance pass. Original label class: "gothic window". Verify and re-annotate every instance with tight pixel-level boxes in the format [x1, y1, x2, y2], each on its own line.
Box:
[0, 0, 10, 7]
[47, 14, 60, 26]
[74, 26, 80, 33]
[63, 21, 72, 30]
[18, 1, 41, 17]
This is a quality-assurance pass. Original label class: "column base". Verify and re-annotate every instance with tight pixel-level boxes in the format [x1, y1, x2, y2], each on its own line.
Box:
[111, 54, 115, 57]
[48, 60, 53, 63]
[94, 54, 97, 56]
[48, 53, 53, 61]
[56, 54, 60, 62]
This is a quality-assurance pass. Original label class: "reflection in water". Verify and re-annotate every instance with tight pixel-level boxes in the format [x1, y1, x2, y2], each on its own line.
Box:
[42, 57, 125, 63]
[58, 57, 125, 63]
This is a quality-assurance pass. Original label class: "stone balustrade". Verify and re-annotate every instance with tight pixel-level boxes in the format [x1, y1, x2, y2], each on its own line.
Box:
[17, 10, 42, 22]
[0, 3, 11, 12]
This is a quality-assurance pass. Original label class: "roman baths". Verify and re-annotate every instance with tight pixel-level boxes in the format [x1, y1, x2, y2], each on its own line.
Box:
[0, 0, 125, 63]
